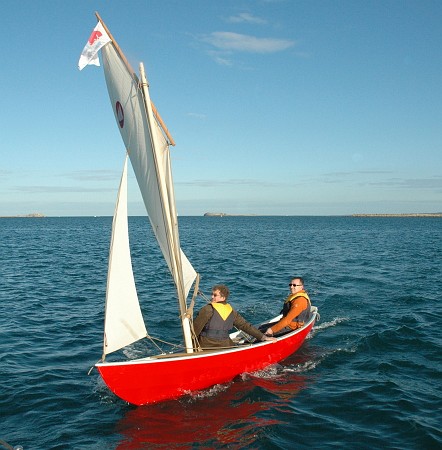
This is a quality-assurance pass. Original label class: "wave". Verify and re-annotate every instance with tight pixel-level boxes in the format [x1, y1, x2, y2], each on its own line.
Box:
[313, 316, 350, 331]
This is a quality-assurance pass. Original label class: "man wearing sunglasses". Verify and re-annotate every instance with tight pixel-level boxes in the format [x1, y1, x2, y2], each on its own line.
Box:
[265, 277, 311, 336]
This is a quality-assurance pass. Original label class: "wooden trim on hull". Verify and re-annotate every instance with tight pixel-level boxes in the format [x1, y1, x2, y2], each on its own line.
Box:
[96, 312, 317, 405]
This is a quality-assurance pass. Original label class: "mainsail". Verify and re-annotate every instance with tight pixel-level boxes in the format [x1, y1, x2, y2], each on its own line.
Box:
[98, 15, 197, 353]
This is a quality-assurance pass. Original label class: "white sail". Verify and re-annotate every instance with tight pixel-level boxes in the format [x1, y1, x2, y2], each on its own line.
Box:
[103, 155, 147, 356]
[99, 29, 197, 351]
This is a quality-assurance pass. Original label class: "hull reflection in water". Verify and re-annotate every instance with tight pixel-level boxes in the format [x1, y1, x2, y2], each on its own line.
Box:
[113, 370, 309, 448]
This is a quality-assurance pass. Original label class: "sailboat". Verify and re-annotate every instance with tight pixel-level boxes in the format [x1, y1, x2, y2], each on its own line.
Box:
[80, 13, 318, 406]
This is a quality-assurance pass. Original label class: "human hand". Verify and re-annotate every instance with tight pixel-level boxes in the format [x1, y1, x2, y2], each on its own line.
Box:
[262, 335, 277, 342]
[265, 328, 273, 336]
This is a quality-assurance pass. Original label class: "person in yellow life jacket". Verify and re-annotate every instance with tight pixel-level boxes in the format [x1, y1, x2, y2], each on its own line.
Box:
[265, 277, 311, 336]
[193, 284, 276, 349]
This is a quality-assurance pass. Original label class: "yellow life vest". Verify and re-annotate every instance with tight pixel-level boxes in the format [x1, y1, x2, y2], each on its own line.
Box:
[200, 302, 234, 340]
[212, 302, 233, 320]
[284, 291, 311, 304]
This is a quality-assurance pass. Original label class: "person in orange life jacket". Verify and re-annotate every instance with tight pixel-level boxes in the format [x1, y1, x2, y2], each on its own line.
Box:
[193, 284, 276, 349]
[265, 277, 311, 336]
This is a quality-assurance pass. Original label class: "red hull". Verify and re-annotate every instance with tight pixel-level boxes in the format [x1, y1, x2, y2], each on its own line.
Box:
[96, 312, 316, 405]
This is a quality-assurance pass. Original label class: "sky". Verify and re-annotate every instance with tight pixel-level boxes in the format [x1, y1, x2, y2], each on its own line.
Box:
[1, 0, 441, 216]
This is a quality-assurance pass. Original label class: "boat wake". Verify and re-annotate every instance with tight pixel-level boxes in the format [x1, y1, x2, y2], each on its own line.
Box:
[246, 356, 319, 379]
[283, 359, 320, 373]
[246, 317, 353, 381]
[313, 316, 349, 331]
[94, 376, 122, 405]
[244, 364, 282, 379]
[185, 382, 232, 402]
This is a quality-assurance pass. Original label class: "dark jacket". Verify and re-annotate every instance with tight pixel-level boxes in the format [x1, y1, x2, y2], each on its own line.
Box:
[193, 302, 265, 349]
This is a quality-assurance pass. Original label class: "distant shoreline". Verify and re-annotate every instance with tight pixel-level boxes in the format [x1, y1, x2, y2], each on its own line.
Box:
[203, 213, 257, 217]
[204, 212, 442, 218]
[351, 213, 442, 217]
[0, 213, 45, 218]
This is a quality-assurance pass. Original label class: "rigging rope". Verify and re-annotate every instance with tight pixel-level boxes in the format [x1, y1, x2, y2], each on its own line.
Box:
[145, 334, 183, 352]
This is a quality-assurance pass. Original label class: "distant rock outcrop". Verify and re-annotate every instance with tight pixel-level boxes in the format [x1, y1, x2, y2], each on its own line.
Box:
[352, 213, 442, 217]
[0, 212, 45, 218]
[203, 212, 227, 217]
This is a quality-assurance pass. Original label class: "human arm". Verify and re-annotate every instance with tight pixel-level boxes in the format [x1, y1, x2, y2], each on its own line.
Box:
[192, 304, 213, 336]
[233, 310, 276, 342]
[266, 297, 308, 334]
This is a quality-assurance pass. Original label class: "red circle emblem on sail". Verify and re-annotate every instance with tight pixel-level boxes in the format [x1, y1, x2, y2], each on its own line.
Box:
[116, 101, 124, 128]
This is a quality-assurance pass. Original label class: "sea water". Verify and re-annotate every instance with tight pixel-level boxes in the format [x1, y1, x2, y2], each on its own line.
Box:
[0, 216, 441, 449]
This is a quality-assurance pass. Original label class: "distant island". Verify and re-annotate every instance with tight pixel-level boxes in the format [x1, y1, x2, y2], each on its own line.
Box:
[0, 213, 45, 218]
[203, 212, 257, 217]
[352, 213, 442, 217]
[203, 212, 442, 218]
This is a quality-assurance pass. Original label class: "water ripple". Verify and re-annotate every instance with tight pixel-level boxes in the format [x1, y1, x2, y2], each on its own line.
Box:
[1, 216, 441, 449]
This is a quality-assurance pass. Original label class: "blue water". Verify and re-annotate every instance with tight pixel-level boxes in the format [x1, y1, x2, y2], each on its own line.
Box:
[1, 216, 441, 449]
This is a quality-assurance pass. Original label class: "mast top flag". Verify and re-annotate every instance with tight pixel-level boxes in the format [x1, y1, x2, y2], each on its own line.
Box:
[78, 21, 110, 70]
[78, 12, 175, 146]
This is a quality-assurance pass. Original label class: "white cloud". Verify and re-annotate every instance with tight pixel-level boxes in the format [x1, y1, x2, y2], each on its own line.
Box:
[187, 112, 207, 120]
[177, 178, 286, 188]
[13, 185, 115, 193]
[202, 32, 295, 53]
[65, 170, 119, 181]
[226, 13, 267, 25]
[369, 176, 442, 191]
[206, 50, 234, 66]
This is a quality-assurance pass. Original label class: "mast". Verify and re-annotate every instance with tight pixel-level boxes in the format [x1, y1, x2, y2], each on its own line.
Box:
[138, 62, 194, 353]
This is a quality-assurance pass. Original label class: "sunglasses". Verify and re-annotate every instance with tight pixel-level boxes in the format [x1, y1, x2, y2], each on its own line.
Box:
[289, 283, 302, 287]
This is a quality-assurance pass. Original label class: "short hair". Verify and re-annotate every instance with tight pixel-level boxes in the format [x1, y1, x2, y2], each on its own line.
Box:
[292, 276, 304, 286]
[212, 284, 230, 300]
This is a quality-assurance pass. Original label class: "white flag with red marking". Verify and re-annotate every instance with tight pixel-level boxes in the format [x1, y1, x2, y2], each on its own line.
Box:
[78, 22, 111, 70]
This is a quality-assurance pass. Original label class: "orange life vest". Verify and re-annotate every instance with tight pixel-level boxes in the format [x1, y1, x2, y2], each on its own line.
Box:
[281, 291, 311, 324]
